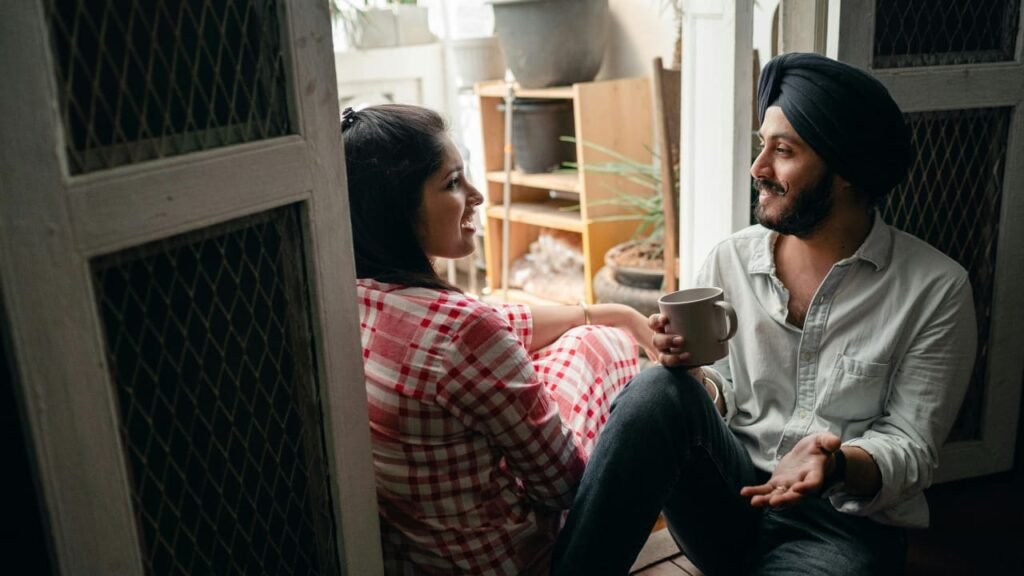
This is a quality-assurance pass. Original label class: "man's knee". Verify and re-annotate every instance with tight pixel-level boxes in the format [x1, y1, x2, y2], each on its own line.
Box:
[610, 366, 708, 430]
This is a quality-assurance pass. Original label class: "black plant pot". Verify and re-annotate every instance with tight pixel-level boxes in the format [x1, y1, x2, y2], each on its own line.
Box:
[497, 99, 576, 173]
[490, 0, 610, 89]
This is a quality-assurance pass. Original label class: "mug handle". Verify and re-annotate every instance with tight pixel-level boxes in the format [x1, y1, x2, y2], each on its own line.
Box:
[715, 301, 738, 342]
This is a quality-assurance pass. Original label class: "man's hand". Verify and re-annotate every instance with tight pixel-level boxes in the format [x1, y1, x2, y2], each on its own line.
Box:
[648, 314, 723, 412]
[647, 313, 693, 367]
[740, 432, 841, 508]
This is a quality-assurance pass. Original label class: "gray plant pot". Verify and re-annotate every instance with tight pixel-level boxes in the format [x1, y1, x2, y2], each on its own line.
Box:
[497, 99, 576, 173]
[490, 0, 609, 88]
[594, 267, 661, 318]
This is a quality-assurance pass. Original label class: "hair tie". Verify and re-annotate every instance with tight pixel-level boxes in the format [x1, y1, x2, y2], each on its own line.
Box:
[342, 106, 357, 130]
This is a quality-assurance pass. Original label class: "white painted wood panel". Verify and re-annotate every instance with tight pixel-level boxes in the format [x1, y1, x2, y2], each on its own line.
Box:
[829, 0, 1024, 483]
[70, 138, 311, 255]
[287, 2, 383, 572]
[679, 0, 754, 288]
[1, 0, 384, 573]
[0, 2, 144, 572]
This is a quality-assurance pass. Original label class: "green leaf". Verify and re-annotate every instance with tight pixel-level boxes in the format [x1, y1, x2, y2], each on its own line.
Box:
[557, 136, 681, 243]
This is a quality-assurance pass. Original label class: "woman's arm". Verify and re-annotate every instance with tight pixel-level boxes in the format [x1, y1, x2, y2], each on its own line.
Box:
[529, 303, 657, 360]
[438, 308, 586, 509]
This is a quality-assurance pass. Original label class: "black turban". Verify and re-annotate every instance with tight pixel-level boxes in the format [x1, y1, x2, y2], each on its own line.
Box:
[757, 52, 911, 202]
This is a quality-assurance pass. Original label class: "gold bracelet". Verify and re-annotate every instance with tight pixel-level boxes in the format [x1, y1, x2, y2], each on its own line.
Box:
[578, 302, 591, 326]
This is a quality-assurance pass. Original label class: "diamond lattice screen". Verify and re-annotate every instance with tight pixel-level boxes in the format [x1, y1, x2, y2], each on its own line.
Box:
[874, 0, 1021, 68]
[881, 107, 1011, 441]
[45, 0, 293, 174]
[92, 207, 338, 575]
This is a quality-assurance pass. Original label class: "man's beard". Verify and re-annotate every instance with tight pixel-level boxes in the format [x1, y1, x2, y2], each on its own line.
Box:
[752, 169, 834, 237]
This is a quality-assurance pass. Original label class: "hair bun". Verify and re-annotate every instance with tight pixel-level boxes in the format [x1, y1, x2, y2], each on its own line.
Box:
[342, 106, 357, 130]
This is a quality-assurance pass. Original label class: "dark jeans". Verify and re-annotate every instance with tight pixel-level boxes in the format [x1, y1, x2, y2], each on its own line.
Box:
[551, 366, 907, 576]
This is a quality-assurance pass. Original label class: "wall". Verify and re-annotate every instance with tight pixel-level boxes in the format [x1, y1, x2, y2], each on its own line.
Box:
[599, 0, 780, 81]
[597, 0, 678, 80]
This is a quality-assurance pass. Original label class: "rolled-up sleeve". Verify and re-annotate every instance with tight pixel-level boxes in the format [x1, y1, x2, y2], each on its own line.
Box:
[437, 307, 583, 510]
[496, 303, 534, 351]
[832, 273, 976, 517]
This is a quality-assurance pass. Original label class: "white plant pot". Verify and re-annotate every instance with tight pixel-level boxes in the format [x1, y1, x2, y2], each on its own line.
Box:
[451, 36, 506, 88]
[356, 6, 436, 50]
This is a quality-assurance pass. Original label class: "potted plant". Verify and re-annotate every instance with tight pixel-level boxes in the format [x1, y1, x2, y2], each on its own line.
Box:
[489, 0, 610, 88]
[562, 137, 675, 314]
[330, 0, 435, 51]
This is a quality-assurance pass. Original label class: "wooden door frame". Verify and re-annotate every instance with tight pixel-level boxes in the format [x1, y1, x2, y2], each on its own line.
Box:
[0, 1, 382, 573]
[678, 0, 755, 288]
[825, 0, 1024, 482]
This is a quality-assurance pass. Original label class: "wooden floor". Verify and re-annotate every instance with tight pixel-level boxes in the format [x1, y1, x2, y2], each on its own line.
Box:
[629, 471, 1024, 575]
[629, 526, 703, 576]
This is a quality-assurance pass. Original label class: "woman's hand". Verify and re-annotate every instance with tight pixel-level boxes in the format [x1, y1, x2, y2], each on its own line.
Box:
[739, 432, 841, 508]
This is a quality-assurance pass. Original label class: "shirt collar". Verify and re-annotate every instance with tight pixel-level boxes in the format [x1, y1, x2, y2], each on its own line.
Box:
[748, 228, 776, 275]
[852, 211, 892, 271]
[747, 211, 893, 275]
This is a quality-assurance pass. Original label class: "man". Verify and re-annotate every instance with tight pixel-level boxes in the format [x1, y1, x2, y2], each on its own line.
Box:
[551, 53, 977, 575]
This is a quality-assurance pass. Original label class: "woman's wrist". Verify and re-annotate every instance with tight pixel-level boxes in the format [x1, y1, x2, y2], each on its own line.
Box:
[577, 301, 591, 326]
[588, 303, 630, 327]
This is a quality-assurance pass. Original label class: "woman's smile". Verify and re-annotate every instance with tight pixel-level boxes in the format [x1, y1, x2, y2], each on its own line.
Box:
[460, 210, 477, 233]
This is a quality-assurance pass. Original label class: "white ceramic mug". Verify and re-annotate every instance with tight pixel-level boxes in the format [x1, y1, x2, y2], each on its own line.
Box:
[657, 287, 738, 366]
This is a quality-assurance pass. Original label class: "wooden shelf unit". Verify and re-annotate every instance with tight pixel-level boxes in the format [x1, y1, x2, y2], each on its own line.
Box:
[476, 77, 653, 304]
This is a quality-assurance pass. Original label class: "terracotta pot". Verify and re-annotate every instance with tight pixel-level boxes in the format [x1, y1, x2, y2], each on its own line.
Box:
[603, 241, 664, 290]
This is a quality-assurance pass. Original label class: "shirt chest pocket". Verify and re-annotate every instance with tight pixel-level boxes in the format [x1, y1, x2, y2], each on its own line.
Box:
[819, 354, 890, 422]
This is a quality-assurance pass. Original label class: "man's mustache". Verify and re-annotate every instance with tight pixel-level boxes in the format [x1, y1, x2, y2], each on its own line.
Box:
[755, 178, 787, 197]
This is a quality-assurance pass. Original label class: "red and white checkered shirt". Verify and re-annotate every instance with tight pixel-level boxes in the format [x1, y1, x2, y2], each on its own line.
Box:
[358, 280, 638, 575]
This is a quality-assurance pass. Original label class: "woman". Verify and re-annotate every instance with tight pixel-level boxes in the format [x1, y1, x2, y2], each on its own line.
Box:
[343, 104, 656, 575]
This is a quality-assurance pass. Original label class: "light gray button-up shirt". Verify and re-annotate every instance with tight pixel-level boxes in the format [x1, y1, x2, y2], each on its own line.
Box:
[699, 213, 976, 527]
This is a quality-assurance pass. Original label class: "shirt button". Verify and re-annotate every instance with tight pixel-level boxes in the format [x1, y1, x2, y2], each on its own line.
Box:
[802, 351, 813, 361]
[799, 410, 809, 419]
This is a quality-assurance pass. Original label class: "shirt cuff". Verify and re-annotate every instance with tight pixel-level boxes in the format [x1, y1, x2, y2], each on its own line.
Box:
[828, 437, 896, 517]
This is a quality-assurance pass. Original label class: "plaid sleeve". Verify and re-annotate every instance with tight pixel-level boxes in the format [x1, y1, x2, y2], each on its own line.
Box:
[437, 307, 583, 510]
[495, 303, 533, 351]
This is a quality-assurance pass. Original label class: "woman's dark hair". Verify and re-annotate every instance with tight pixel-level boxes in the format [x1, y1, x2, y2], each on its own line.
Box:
[342, 104, 458, 291]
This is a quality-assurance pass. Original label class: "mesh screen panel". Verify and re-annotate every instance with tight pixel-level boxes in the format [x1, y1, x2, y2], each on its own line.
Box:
[874, 0, 1021, 68]
[92, 207, 338, 575]
[45, 0, 293, 174]
[881, 107, 1011, 441]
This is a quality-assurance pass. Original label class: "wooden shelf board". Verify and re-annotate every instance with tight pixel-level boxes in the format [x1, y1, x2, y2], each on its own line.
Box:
[475, 81, 575, 100]
[485, 202, 583, 233]
[481, 287, 575, 307]
[485, 170, 579, 193]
